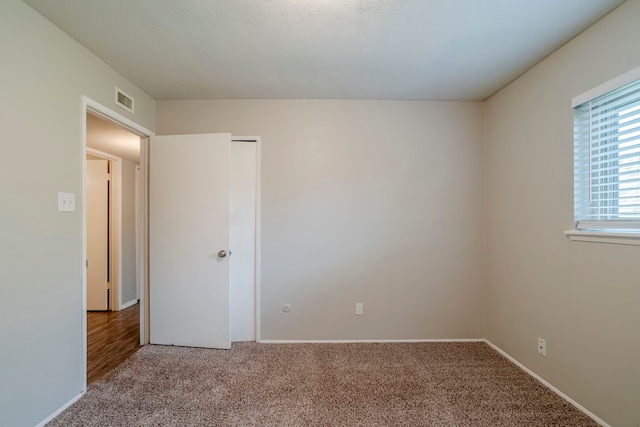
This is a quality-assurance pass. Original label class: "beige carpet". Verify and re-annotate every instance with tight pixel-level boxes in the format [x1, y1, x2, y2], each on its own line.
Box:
[48, 342, 599, 426]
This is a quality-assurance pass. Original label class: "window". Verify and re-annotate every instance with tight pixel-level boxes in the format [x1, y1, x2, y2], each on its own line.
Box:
[572, 76, 640, 241]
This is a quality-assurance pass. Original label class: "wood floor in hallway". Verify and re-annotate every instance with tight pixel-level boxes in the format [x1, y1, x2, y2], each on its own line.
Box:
[87, 303, 141, 384]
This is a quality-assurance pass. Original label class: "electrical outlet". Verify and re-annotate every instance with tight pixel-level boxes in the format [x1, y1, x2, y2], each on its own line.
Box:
[538, 338, 547, 357]
[355, 303, 363, 316]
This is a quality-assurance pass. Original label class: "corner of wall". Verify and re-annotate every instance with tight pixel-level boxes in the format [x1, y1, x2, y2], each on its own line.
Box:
[482, 101, 488, 340]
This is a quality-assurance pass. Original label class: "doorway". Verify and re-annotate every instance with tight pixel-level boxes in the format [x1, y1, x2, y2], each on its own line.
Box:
[82, 96, 154, 388]
[81, 99, 262, 384]
[86, 114, 140, 383]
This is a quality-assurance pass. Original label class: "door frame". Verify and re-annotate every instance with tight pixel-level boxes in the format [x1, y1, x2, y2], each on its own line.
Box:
[231, 137, 262, 342]
[81, 96, 154, 390]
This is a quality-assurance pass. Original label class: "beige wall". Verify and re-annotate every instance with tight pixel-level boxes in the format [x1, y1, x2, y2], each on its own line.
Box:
[485, 1, 640, 425]
[157, 99, 485, 340]
[0, 1, 155, 426]
[5, 0, 638, 424]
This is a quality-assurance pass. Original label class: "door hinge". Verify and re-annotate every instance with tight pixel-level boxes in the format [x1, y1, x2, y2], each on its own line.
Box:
[86, 259, 89, 268]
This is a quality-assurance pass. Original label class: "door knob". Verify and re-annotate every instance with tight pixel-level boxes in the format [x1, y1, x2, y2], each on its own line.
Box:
[218, 250, 227, 258]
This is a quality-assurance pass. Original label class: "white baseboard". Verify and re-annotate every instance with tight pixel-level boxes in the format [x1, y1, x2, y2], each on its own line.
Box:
[120, 299, 138, 310]
[258, 338, 485, 344]
[35, 391, 84, 427]
[484, 340, 609, 427]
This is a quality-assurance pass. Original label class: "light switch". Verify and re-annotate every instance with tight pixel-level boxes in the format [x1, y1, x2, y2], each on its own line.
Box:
[58, 192, 76, 212]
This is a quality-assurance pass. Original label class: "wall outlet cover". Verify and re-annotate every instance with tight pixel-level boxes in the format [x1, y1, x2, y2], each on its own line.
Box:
[537, 338, 547, 357]
[58, 192, 76, 212]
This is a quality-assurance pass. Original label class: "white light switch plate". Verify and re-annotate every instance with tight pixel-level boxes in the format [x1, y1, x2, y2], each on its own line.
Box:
[58, 192, 75, 212]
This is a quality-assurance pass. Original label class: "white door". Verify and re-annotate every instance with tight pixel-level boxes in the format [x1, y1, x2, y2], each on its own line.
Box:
[87, 159, 109, 311]
[149, 133, 232, 349]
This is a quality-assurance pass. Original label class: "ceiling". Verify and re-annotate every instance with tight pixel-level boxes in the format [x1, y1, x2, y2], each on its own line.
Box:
[87, 113, 140, 163]
[25, 0, 624, 101]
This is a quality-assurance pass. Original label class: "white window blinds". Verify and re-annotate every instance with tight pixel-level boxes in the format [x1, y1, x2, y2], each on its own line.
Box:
[574, 78, 640, 231]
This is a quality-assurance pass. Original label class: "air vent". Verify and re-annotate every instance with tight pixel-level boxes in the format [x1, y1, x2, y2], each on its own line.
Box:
[115, 87, 134, 113]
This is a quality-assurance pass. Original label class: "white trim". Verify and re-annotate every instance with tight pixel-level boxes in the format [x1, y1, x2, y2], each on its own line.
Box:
[81, 102, 88, 392]
[120, 299, 138, 310]
[112, 158, 123, 310]
[35, 392, 84, 427]
[85, 97, 153, 138]
[135, 165, 141, 302]
[232, 137, 262, 343]
[139, 138, 150, 345]
[572, 64, 640, 107]
[82, 95, 154, 392]
[87, 147, 122, 311]
[255, 139, 262, 343]
[87, 147, 123, 162]
[259, 339, 485, 344]
[564, 230, 640, 246]
[484, 340, 610, 427]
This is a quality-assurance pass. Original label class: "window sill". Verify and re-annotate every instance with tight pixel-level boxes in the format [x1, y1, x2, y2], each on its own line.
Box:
[564, 230, 640, 246]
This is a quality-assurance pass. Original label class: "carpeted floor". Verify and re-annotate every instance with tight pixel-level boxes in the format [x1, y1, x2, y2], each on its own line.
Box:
[47, 342, 599, 426]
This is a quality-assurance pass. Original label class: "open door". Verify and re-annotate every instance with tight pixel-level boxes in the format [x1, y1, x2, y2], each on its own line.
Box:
[149, 133, 232, 349]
